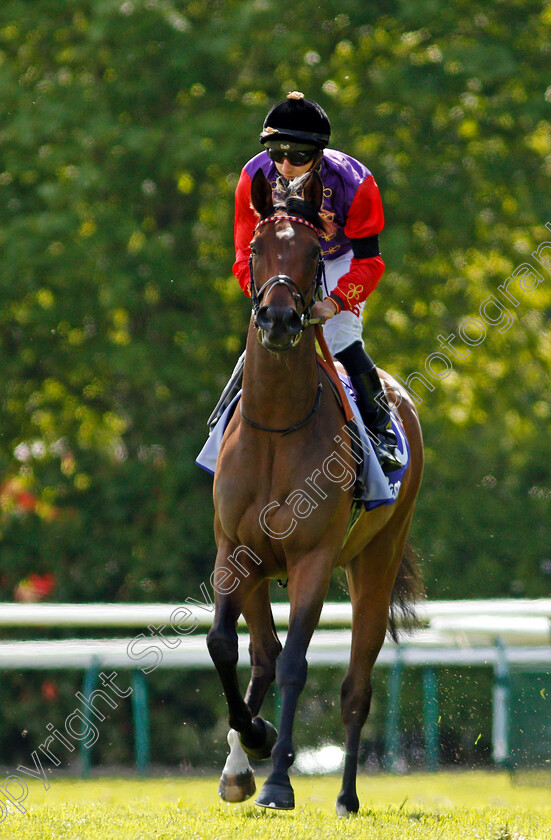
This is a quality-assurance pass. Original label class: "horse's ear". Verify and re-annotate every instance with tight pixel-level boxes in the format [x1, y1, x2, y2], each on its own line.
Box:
[303, 170, 323, 213]
[250, 168, 274, 218]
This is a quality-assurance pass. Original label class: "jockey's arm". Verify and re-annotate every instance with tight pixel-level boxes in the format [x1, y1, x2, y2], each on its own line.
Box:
[324, 174, 385, 314]
[233, 168, 258, 297]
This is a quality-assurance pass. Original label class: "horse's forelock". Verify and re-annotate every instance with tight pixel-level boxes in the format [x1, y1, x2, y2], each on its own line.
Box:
[284, 196, 331, 236]
[274, 174, 330, 235]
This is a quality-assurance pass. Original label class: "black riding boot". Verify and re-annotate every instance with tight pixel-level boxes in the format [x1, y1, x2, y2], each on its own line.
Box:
[335, 341, 402, 475]
[207, 351, 245, 433]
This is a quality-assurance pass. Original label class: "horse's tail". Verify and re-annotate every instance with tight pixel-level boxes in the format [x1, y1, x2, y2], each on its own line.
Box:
[388, 543, 425, 642]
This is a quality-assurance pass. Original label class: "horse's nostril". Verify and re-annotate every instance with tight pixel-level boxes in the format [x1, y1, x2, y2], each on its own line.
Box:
[255, 305, 274, 331]
[283, 309, 302, 336]
[258, 305, 301, 339]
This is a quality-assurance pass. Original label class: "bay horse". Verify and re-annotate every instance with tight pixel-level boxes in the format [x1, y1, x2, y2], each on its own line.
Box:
[206, 168, 423, 815]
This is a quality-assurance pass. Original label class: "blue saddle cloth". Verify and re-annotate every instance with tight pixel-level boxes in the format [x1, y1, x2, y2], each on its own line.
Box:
[196, 376, 409, 513]
[335, 371, 409, 511]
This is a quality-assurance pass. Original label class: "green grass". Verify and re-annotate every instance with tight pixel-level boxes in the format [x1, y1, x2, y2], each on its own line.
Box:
[2, 771, 551, 839]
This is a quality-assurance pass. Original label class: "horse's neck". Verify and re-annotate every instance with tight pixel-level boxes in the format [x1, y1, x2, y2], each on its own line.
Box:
[242, 322, 319, 429]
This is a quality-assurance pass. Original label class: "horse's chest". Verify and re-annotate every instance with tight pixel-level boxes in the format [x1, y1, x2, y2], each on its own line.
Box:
[214, 442, 348, 553]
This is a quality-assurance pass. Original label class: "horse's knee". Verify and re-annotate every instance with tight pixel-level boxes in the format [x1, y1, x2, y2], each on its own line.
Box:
[276, 649, 307, 691]
[340, 673, 372, 727]
[207, 626, 238, 667]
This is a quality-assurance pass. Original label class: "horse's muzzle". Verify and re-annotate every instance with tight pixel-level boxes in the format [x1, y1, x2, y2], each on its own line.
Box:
[255, 304, 303, 351]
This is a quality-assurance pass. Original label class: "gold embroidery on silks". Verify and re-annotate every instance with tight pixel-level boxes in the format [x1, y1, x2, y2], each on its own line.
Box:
[319, 209, 335, 241]
[345, 283, 364, 302]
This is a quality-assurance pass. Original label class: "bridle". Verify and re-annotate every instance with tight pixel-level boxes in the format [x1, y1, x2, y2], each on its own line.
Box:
[248, 213, 327, 339]
[241, 212, 327, 435]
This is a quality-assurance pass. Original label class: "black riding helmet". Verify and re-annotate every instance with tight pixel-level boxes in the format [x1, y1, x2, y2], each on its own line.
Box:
[260, 91, 331, 149]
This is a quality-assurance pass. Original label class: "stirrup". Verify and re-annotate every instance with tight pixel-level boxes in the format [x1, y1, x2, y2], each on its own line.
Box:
[207, 351, 246, 432]
[346, 369, 402, 473]
[372, 424, 402, 475]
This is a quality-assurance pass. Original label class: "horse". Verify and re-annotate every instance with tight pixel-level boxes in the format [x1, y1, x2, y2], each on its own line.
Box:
[206, 168, 424, 815]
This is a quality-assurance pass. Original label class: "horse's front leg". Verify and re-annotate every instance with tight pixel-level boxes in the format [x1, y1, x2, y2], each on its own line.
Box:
[218, 729, 256, 803]
[207, 539, 278, 743]
[255, 555, 332, 811]
[218, 580, 282, 802]
[336, 521, 410, 816]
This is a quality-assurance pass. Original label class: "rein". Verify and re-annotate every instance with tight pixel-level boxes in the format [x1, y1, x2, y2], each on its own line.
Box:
[249, 213, 327, 334]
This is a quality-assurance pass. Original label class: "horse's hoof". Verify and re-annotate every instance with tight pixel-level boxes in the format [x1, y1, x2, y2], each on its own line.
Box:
[255, 781, 295, 810]
[218, 769, 256, 803]
[335, 792, 359, 816]
[239, 716, 278, 760]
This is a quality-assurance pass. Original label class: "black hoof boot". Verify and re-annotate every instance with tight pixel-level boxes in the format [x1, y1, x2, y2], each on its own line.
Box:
[255, 781, 295, 810]
[239, 717, 278, 760]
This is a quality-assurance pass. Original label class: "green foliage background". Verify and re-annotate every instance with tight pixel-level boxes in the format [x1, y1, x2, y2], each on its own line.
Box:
[0, 0, 549, 768]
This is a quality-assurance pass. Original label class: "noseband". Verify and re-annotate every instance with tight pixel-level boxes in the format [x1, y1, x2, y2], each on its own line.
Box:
[248, 214, 326, 337]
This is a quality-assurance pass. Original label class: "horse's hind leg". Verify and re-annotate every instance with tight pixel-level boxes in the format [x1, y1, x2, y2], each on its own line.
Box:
[336, 575, 388, 815]
[219, 581, 282, 803]
[243, 580, 282, 716]
[336, 522, 411, 816]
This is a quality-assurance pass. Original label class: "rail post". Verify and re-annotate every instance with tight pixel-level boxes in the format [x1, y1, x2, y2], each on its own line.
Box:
[131, 669, 151, 774]
[422, 665, 440, 771]
[492, 638, 510, 766]
[79, 658, 99, 777]
[383, 650, 403, 771]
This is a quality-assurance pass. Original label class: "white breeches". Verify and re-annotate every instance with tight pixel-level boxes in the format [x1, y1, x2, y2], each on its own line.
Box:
[321, 250, 365, 356]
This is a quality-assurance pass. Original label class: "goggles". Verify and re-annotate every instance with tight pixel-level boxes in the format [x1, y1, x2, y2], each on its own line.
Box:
[266, 147, 317, 166]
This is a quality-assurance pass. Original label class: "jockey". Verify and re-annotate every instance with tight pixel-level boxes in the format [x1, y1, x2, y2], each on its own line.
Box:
[213, 91, 401, 475]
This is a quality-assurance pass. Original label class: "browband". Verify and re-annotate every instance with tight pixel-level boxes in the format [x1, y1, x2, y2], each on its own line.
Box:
[254, 214, 320, 234]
